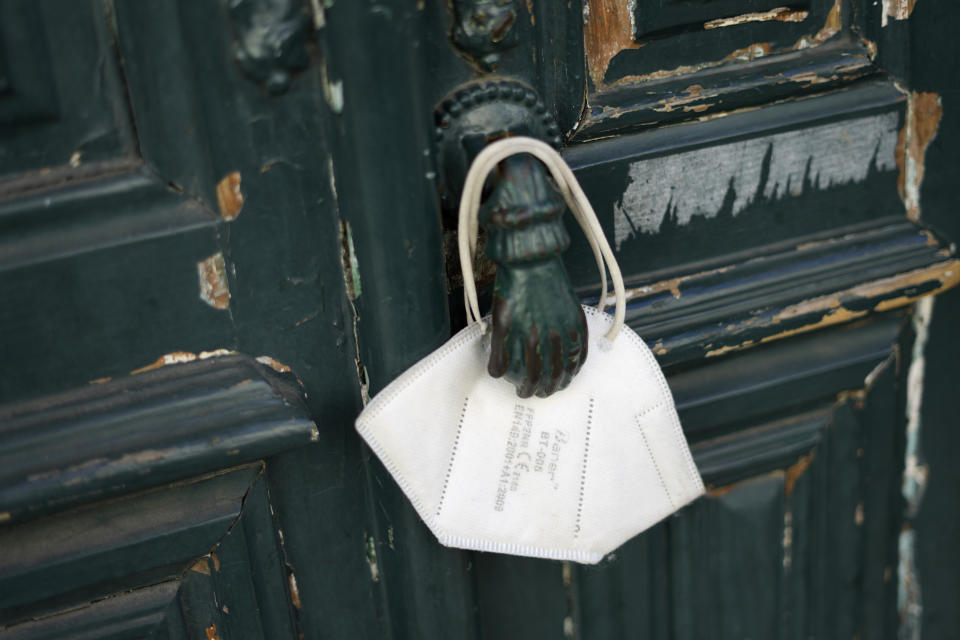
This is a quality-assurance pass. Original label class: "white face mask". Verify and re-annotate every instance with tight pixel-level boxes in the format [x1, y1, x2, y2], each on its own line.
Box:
[356, 138, 704, 563]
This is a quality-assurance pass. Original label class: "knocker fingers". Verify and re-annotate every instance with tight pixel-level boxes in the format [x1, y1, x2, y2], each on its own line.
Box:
[518, 323, 544, 399]
[487, 296, 512, 379]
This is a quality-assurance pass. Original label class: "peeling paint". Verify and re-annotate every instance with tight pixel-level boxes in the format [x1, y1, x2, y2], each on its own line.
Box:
[205, 623, 221, 640]
[586, 0, 841, 90]
[784, 451, 814, 497]
[131, 349, 235, 375]
[702, 261, 959, 357]
[89, 376, 112, 385]
[882, 0, 917, 26]
[132, 351, 197, 374]
[809, 0, 841, 44]
[903, 296, 932, 518]
[781, 508, 793, 568]
[321, 61, 344, 114]
[255, 355, 293, 373]
[896, 91, 942, 221]
[339, 220, 362, 300]
[191, 558, 211, 575]
[616, 42, 773, 86]
[210, 552, 220, 571]
[651, 84, 720, 113]
[583, 0, 646, 87]
[614, 265, 730, 303]
[562, 561, 576, 638]
[116, 449, 173, 465]
[365, 533, 379, 582]
[198, 252, 232, 309]
[310, 0, 326, 28]
[863, 355, 892, 391]
[289, 572, 303, 609]
[705, 341, 752, 357]
[705, 7, 808, 29]
[899, 525, 922, 639]
[69, 151, 82, 168]
[614, 112, 899, 246]
[216, 172, 244, 221]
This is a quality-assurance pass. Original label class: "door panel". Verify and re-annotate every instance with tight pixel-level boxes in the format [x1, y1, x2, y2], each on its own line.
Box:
[1, 0, 955, 638]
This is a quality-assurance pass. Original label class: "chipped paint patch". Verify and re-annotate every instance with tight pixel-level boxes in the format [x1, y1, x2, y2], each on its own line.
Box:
[896, 92, 942, 221]
[903, 296, 933, 518]
[289, 572, 303, 609]
[699, 260, 959, 357]
[899, 525, 922, 639]
[882, 0, 916, 26]
[810, 0, 841, 44]
[216, 172, 244, 221]
[339, 220, 362, 300]
[705, 7, 808, 29]
[321, 60, 344, 114]
[205, 624, 221, 640]
[115, 449, 172, 466]
[587, 0, 841, 90]
[705, 342, 751, 357]
[255, 355, 292, 373]
[614, 112, 899, 247]
[365, 533, 379, 582]
[131, 349, 235, 375]
[651, 84, 720, 113]
[583, 0, 645, 87]
[614, 265, 730, 303]
[198, 252, 231, 309]
[784, 451, 814, 497]
[191, 558, 211, 575]
[310, 0, 326, 28]
[131, 351, 198, 374]
[781, 509, 793, 568]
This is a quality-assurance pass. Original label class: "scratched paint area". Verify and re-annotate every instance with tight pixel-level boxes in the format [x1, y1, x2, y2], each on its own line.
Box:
[614, 112, 900, 248]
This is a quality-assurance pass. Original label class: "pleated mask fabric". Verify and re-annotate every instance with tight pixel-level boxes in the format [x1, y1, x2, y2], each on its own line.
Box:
[355, 137, 704, 563]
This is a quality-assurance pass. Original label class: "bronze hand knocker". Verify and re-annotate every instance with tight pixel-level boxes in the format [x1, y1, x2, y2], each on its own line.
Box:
[436, 81, 622, 398]
[478, 153, 588, 397]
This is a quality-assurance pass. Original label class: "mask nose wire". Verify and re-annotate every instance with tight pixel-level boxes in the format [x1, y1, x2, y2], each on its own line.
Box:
[457, 136, 626, 342]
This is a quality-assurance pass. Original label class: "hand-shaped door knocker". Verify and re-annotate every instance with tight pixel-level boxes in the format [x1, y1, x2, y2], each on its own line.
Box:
[480, 153, 587, 397]
[435, 81, 596, 398]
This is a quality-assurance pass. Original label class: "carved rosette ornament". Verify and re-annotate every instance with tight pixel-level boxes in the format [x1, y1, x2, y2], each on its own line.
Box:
[450, 0, 520, 70]
[435, 82, 584, 398]
[227, 0, 312, 95]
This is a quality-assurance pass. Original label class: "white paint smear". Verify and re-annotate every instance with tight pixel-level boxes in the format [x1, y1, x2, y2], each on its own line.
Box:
[613, 112, 900, 249]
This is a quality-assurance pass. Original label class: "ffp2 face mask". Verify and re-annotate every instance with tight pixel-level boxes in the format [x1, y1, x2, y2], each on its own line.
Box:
[355, 137, 704, 563]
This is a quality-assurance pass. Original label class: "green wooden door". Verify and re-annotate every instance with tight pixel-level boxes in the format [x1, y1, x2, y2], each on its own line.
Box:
[1, 0, 958, 638]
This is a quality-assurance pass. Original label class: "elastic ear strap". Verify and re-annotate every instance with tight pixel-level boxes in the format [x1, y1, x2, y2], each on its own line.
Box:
[457, 137, 626, 342]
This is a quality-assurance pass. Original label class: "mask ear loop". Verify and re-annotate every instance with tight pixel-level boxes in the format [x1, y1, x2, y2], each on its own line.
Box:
[457, 136, 626, 342]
